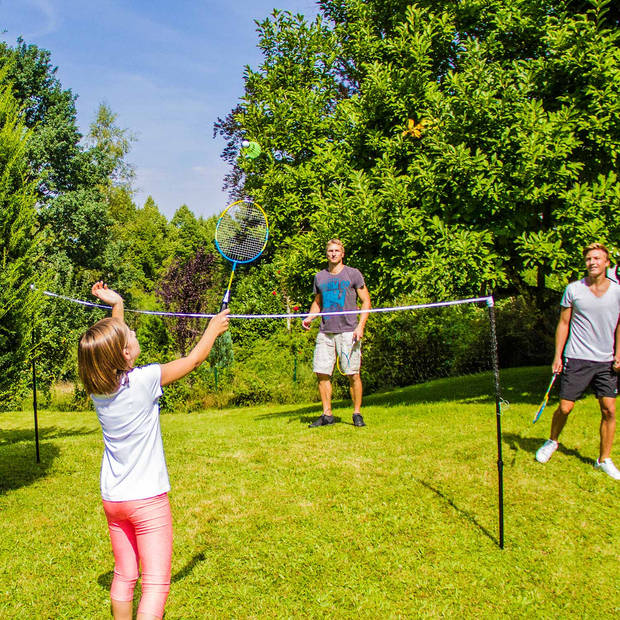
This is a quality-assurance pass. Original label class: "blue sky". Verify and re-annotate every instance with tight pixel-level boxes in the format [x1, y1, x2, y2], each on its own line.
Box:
[0, 0, 319, 219]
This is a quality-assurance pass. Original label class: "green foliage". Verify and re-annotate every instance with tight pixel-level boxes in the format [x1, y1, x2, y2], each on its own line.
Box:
[169, 205, 216, 263]
[39, 188, 111, 267]
[208, 332, 234, 371]
[5, 1, 620, 409]
[227, 328, 316, 406]
[134, 311, 174, 363]
[494, 293, 558, 367]
[0, 77, 40, 407]
[217, 0, 620, 304]
[0, 38, 88, 195]
[0, 38, 150, 394]
[227, 261, 300, 345]
[362, 302, 492, 392]
[86, 102, 135, 188]
[108, 196, 177, 291]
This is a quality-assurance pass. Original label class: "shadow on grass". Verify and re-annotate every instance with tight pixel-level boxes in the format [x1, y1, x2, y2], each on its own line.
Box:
[416, 479, 499, 547]
[255, 375, 498, 424]
[255, 403, 342, 424]
[0, 426, 97, 445]
[97, 551, 208, 593]
[171, 552, 207, 583]
[503, 432, 593, 466]
[257, 406, 357, 426]
[0, 427, 96, 495]
[256, 367, 557, 424]
[97, 570, 113, 591]
[301, 415, 349, 426]
[97, 573, 143, 617]
[0, 441, 60, 495]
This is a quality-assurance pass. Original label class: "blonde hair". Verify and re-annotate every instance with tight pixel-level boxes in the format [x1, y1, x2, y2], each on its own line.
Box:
[78, 318, 130, 395]
[582, 242, 610, 259]
[325, 238, 345, 252]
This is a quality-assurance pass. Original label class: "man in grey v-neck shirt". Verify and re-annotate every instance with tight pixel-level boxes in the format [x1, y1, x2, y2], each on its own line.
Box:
[536, 243, 620, 479]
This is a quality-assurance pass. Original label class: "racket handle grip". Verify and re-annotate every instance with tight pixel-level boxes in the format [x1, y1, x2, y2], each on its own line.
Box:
[220, 289, 230, 312]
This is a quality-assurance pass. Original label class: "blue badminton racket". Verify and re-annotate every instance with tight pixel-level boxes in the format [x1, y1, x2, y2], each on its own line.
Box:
[215, 200, 269, 311]
[532, 373, 558, 424]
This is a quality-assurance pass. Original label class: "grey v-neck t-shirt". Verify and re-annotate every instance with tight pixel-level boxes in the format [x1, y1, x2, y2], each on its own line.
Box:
[561, 279, 620, 362]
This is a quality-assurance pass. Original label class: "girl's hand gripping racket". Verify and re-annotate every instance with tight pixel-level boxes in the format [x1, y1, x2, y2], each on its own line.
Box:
[532, 373, 558, 424]
[215, 200, 269, 311]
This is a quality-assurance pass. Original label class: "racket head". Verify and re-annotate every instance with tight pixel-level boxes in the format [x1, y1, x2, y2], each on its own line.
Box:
[215, 200, 269, 264]
[335, 337, 359, 376]
[336, 354, 346, 376]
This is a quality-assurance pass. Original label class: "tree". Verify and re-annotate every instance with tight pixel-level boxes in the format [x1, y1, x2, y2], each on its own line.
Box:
[0, 39, 148, 393]
[169, 205, 215, 263]
[103, 196, 175, 293]
[0, 38, 107, 196]
[0, 76, 40, 407]
[216, 0, 620, 306]
[86, 102, 135, 189]
[156, 248, 220, 355]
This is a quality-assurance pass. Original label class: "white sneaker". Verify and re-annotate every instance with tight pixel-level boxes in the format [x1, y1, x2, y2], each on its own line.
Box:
[536, 439, 558, 463]
[595, 458, 620, 480]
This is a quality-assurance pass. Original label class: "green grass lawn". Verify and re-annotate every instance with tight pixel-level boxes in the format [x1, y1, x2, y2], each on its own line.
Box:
[1, 367, 618, 618]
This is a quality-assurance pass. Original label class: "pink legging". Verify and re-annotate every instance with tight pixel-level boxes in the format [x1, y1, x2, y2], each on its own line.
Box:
[102, 493, 173, 618]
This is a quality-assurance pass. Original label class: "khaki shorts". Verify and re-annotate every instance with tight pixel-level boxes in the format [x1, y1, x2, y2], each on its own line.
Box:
[313, 331, 362, 376]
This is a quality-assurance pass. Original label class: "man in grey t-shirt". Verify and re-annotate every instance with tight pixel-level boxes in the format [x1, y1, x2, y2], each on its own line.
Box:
[302, 239, 371, 428]
[536, 243, 620, 480]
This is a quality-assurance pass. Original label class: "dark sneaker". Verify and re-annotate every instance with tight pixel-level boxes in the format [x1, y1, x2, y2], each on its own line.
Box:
[308, 414, 335, 428]
[352, 413, 366, 427]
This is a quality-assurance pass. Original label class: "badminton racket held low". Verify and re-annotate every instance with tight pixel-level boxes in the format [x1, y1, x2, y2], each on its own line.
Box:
[215, 200, 269, 311]
[335, 337, 360, 376]
[532, 373, 558, 424]
[336, 349, 352, 376]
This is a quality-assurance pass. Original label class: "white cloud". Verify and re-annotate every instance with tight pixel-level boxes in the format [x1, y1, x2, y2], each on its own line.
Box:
[1, 0, 59, 40]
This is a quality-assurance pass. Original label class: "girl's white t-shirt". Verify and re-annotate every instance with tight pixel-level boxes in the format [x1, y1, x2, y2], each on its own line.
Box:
[91, 364, 170, 502]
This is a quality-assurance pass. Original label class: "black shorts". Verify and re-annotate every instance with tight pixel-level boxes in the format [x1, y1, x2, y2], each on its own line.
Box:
[559, 358, 618, 401]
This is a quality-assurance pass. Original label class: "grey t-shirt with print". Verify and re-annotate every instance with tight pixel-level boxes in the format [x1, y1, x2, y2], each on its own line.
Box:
[313, 265, 366, 333]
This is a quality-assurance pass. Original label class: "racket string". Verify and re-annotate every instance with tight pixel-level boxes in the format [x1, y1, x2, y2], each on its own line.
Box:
[216, 202, 268, 263]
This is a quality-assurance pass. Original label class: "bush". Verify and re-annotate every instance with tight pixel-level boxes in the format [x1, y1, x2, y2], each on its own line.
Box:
[494, 294, 557, 368]
[361, 302, 492, 393]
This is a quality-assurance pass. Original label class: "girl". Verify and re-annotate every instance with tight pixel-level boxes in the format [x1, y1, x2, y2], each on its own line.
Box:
[78, 282, 229, 620]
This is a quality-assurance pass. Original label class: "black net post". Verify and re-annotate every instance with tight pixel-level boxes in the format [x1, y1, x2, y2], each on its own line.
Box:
[32, 325, 40, 464]
[485, 297, 504, 549]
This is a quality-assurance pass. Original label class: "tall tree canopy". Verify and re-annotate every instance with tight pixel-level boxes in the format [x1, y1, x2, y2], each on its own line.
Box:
[216, 0, 620, 304]
[0, 75, 39, 406]
[0, 40, 150, 393]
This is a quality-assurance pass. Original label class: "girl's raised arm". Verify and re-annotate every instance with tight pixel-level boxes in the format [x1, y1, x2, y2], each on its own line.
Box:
[160, 311, 230, 387]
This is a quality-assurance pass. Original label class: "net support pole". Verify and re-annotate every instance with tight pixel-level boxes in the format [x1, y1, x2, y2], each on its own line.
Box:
[486, 297, 504, 549]
[32, 326, 40, 464]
